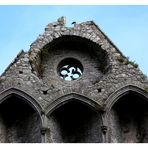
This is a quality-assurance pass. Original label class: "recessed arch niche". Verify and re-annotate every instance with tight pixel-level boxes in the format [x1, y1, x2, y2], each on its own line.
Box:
[47, 97, 103, 143]
[34, 35, 109, 86]
[0, 91, 42, 143]
[41, 35, 109, 73]
[108, 90, 148, 143]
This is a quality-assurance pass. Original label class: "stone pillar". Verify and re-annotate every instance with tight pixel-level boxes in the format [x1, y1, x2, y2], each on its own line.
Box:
[40, 111, 49, 143]
[101, 125, 108, 143]
[101, 111, 108, 143]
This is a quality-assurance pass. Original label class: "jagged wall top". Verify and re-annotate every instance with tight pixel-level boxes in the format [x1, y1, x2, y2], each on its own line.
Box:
[28, 16, 124, 64]
[0, 16, 148, 117]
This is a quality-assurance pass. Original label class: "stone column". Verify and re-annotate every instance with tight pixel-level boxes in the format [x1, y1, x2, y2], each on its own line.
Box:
[101, 111, 108, 143]
[101, 125, 108, 143]
[40, 111, 49, 143]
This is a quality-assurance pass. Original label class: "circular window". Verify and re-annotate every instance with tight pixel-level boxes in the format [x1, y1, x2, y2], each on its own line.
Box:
[58, 58, 83, 81]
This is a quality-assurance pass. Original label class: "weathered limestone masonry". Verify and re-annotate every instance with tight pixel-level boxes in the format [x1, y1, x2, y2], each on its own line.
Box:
[0, 17, 148, 143]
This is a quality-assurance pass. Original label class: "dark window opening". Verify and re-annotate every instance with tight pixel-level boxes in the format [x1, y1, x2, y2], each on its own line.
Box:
[109, 92, 148, 143]
[49, 100, 102, 143]
[0, 96, 41, 143]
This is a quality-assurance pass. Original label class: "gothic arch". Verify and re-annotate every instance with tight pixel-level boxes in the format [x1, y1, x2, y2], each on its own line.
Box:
[46, 93, 103, 143]
[45, 93, 102, 115]
[105, 85, 148, 111]
[0, 87, 43, 143]
[0, 87, 43, 115]
[104, 85, 148, 143]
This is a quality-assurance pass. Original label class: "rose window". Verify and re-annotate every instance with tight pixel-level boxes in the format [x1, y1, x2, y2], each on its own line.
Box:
[58, 58, 83, 81]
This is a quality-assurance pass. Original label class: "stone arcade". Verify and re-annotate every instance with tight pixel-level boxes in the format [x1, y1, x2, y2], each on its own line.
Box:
[0, 17, 148, 143]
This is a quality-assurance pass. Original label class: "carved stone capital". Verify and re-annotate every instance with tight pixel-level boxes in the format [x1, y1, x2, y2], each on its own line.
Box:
[101, 125, 108, 134]
[41, 127, 49, 135]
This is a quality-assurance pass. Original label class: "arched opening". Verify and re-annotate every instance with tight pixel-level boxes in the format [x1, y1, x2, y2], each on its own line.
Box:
[48, 99, 102, 143]
[34, 35, 109, 85]
[109, 91, 148, 143]
[0, 94, 42, 143]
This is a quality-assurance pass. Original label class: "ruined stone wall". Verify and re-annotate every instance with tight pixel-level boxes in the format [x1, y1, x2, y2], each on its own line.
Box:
[0, 17, 147, 110]
[0, 17, 148, 143]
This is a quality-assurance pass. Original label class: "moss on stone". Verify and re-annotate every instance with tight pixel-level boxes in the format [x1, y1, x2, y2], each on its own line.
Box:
[144, 86, 148, 92]
[117, 56, 138, 68]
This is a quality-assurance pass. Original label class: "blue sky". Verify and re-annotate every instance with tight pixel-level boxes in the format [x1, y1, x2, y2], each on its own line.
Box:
[0, 5, 148, 76]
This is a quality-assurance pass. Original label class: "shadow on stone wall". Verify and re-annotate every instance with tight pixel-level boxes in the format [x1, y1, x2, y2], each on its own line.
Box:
[109, 92, 148, 143]
[0, 95, 41, 143]
[48, 99, 102, 143]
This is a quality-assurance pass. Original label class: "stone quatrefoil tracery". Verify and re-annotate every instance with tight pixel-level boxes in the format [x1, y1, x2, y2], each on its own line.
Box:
[60, 64, 82, 81]
[58, 58, 83, 81]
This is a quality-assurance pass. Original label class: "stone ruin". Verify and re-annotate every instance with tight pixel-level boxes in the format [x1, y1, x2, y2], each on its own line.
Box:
[0, 17, 148, 143]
